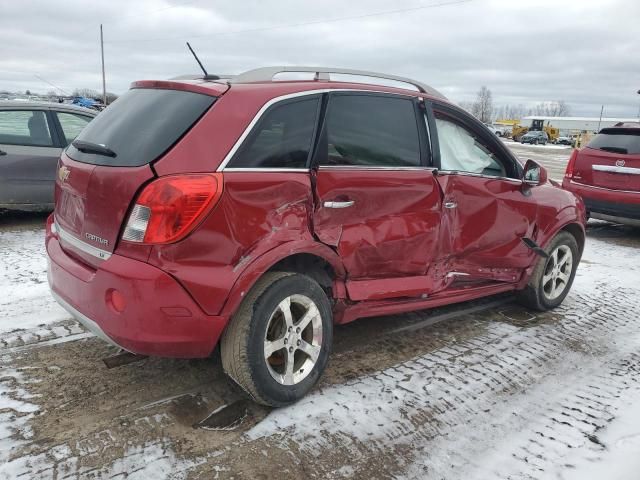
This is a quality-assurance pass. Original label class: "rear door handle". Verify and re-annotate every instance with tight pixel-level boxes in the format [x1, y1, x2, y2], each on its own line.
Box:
[323, 200, 354, 209]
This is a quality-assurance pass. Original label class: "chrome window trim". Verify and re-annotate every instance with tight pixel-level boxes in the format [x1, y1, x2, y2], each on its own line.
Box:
[217, 88, 417, 172]
[592, 165, 640, 175]
[318, 165, 437, 172]
[54, 219, 112, 260]
[435, 170, 522, 184]
[223, 167, 308, 172]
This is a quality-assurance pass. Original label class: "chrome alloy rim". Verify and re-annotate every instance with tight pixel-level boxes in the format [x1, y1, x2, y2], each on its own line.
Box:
[263, 294, 323, 386]
[542, 245, 573, 300]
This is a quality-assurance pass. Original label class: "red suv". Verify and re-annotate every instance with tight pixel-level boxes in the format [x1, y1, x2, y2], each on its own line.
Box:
[563, 122, 640, 226]
[47, 67, 586, 406]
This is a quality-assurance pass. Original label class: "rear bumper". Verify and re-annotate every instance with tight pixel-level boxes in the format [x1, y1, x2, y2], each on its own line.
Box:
[46, 230, 228, 358]
[562, 179, 640, 221]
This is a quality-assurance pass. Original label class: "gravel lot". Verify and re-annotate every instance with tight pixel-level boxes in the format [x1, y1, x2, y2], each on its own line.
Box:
[1, 144, 639, 479]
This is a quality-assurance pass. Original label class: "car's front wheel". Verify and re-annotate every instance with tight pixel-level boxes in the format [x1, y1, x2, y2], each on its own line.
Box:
[517, 231, 580, 311]
[221, 272, 333, 407]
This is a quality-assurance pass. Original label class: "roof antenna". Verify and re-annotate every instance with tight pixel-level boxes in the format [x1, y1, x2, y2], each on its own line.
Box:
[186, 42, 219, 80]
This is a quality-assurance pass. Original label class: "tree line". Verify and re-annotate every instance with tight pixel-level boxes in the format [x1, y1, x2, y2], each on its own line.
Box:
[459, 86, 571, 123]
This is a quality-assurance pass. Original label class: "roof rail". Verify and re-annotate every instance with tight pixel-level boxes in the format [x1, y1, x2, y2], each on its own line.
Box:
[230, 66, 446, 99]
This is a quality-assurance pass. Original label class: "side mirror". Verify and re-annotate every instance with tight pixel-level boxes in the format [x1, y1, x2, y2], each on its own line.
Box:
[522, 159, 548, 186]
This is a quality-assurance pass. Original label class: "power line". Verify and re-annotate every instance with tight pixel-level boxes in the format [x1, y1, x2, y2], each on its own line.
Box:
[34, 74, 70, 96]
[105, 0, 474, 45]
[75, 0, 204, 36]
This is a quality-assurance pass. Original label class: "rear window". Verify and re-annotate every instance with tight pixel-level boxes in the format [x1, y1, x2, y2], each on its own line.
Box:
[66, 88, 215, 167]
[588, 129, 640, 155]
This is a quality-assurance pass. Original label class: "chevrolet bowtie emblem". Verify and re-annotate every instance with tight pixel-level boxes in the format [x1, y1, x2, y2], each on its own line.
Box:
[58, 165, 70, 183]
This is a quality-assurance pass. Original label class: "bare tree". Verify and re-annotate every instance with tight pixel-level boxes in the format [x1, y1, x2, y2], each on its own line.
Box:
[471, 86, 493, 123]
[72, 88, 100, 99]
[457, 100, 474, 114]
[529, 101, 571, 117]
[105, 92, 119, 105]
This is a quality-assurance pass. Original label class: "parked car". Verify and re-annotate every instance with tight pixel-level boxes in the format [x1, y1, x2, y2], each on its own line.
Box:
[555, 136, 572, 146]
[0, 101, 96, 211]
[483, 123, 502, 136]
[563, 122, 640, 226]
[46, 67, 586, 406]
[521, 130, 549, 145]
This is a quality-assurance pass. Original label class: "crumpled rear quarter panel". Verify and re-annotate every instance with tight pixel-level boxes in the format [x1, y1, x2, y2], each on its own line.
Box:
[147, 172, 314, 315]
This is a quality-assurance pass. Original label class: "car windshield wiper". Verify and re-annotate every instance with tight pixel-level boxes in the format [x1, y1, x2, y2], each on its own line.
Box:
[72, 140, 117, 157]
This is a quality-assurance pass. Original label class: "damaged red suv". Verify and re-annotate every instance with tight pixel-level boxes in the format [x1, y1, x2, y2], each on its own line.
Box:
[47, 67, 586, 406]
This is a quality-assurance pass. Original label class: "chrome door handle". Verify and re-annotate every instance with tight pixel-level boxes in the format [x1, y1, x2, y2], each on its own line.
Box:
[444, 201, 457, 209]
[323, 200, 354, 209]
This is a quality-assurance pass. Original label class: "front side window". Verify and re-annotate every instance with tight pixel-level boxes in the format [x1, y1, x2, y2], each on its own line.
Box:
[0, 110, 53, 147]
[229, 97, 320, 169]
[321, 94, 421, 167]
[57, 112, 92, 146]
[435, 114, 506, 177]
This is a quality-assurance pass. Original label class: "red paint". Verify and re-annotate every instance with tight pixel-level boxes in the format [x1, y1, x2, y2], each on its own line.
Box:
[46, 76, 586, 359]
[563, 146, 640, 223]
[47, 231, 225, 357]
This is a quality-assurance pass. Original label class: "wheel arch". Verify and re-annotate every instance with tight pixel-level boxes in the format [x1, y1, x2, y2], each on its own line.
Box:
[559, 222, 586, 258]
[219, 241, 346, 320]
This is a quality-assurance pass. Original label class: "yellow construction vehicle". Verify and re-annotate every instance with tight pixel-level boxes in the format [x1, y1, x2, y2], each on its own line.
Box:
[501, 118, 560, 142]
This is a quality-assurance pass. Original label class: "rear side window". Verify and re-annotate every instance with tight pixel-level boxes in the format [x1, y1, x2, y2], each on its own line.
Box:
[229, 97, 319, 169]
[0, 110, 53, 147]
[66, 88, 215, 167]
[588, 129, 640, 155]
[321, 94, 421, 167]
[57, 112, 92, 146]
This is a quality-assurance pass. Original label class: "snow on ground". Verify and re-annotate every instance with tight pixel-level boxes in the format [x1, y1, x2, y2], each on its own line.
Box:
[0, 226, 68, 333]
[248, 235, 640, 479]
[1, 212, 639, 478]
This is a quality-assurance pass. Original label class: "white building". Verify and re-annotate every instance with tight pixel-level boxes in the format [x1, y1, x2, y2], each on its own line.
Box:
[520, 116, 638, 134]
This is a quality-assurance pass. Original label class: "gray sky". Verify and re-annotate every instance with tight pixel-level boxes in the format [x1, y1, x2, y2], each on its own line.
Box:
[1, 0, 639, 117]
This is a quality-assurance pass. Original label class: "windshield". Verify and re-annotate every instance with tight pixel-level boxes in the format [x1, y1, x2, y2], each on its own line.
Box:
[587, 129, 640, 155]
[66, 88, 215, 167]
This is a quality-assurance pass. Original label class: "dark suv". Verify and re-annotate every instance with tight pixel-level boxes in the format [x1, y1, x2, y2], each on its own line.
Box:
[521, 130, 549, 145]
[47, 67, 586, 406]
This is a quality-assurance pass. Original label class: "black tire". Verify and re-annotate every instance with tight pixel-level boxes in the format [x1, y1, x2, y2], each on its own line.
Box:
[516, 232, 580, 311]
[533, 139, 538, 145]
[220, 272, 333, 407]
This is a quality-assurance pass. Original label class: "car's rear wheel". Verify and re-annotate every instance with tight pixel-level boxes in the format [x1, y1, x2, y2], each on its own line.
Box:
[517, 231, 579, 311]
[220, 272, 333, 407]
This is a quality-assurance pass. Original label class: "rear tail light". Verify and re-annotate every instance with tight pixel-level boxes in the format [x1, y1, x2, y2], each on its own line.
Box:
[564, 148, 579, 179]
[122, 173, 223, 244]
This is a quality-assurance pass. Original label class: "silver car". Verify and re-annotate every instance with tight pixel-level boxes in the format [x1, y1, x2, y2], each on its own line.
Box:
[0, 101, 97, 211]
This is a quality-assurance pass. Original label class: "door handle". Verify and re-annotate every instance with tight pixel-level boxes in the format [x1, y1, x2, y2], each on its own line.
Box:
[444, 201, 457, 209]
[323, 200, 354, 209]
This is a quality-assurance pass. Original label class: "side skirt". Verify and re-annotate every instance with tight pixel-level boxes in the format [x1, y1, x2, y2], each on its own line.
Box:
[334, 282, 516, 324]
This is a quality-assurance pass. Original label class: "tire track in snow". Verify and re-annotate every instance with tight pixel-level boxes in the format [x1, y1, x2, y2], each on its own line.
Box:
[245, 238, 640, 479]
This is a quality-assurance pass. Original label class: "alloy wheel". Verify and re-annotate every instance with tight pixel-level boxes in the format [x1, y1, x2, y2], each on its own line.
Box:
[542, 245, 573, 300]
[263, 294, 323, 386]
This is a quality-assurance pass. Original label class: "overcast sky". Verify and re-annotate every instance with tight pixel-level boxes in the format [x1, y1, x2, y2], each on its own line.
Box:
[1, 0, 639, 117]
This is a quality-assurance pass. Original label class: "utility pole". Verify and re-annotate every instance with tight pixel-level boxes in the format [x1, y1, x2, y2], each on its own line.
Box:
[597, 105, 604, 132]
[637, 89, 640, 120]
[100, 24, 106, 105]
